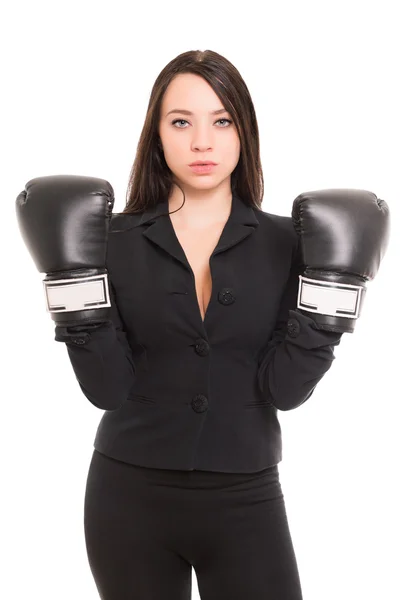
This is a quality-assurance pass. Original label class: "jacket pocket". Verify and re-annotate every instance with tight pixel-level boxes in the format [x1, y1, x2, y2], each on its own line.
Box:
[128, 394, 156, 405]
[244, 399, 275, 409]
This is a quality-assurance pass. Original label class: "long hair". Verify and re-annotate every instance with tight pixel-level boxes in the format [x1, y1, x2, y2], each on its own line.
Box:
[122, 49, 264, 216]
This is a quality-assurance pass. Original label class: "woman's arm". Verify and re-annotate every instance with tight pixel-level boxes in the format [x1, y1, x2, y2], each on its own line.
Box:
[54, 278, 136, 411]
[256, 241, 343, 411]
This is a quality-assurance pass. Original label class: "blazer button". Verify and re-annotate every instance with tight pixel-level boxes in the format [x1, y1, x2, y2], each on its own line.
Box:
[72, 336, 89, 345]
[218, 287, 235, 305]
[194, 338, 210, 357]
[287, 318, 301, 338]
[191, 394, 208, 413]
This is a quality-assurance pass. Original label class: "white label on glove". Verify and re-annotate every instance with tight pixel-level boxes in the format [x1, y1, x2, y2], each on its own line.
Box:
[43, 274, 111, 313]
[297, 275, 364, 318]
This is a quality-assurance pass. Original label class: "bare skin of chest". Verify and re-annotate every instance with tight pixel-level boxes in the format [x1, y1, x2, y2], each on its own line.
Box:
[171, 222, 226, 322]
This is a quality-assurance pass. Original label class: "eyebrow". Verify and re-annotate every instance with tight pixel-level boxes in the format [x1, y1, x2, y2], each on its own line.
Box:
[165, 108, 229, 117]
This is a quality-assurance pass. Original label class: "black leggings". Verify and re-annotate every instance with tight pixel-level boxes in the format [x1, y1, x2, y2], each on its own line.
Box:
[84, 449, 303, 599]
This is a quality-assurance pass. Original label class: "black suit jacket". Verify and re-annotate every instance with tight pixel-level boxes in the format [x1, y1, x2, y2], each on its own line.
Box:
[55, 191, 343, 473]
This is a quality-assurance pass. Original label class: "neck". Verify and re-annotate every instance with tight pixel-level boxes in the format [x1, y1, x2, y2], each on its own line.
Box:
[168, 184, 232, 228]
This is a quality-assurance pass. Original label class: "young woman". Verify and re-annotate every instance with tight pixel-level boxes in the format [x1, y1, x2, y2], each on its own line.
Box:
[16, 49, 389, 600]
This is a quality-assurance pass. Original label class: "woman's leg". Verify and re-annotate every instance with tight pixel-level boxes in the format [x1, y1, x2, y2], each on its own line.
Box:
[83, 450, 192, 600]
[189, 465, 303, 600]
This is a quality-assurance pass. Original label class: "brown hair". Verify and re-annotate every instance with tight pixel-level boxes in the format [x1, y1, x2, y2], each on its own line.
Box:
[122, 49, 264, 216]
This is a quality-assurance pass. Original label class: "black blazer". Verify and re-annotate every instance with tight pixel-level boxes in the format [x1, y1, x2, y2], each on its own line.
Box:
[55, 191, 343, 473]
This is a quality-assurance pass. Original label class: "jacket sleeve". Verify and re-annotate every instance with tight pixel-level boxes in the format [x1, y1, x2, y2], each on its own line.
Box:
[54, 278, 136, 411]
[256, 239, 343, 411]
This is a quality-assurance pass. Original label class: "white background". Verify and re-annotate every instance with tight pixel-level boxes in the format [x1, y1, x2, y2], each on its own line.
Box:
[2, 1, 399, 598]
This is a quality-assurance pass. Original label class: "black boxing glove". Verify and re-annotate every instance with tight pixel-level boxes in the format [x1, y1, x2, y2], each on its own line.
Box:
[291, 188, 390, 334]
[16, 174, 114, 329]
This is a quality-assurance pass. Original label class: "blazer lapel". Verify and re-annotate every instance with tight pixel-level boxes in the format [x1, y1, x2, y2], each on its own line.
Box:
[137, 191, 260, 272]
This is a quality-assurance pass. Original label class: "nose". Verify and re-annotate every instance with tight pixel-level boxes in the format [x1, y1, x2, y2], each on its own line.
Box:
[191, 125, 214, 151]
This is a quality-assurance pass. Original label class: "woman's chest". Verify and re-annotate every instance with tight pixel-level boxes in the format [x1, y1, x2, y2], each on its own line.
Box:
[171, 221, 226, 323]
[106, 223, 293, 351]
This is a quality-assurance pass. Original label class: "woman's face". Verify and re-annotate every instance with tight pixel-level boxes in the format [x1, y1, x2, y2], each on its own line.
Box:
[158, 73, 241, 192]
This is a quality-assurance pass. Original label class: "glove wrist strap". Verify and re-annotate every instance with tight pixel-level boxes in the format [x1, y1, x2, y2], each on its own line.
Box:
[297, 274, 366, 319]
[43, 272, 111, 314]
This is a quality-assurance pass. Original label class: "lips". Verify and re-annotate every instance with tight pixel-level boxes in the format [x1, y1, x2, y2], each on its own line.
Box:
[189, 163, 217, 174]
[189, 161, 217, 166]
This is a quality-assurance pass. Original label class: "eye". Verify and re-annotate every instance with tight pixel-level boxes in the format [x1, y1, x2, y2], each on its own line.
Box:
[171, 118, 232, 129]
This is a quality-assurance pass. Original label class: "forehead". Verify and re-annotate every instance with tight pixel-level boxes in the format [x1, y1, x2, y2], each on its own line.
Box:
[161, 73, 224, 112]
